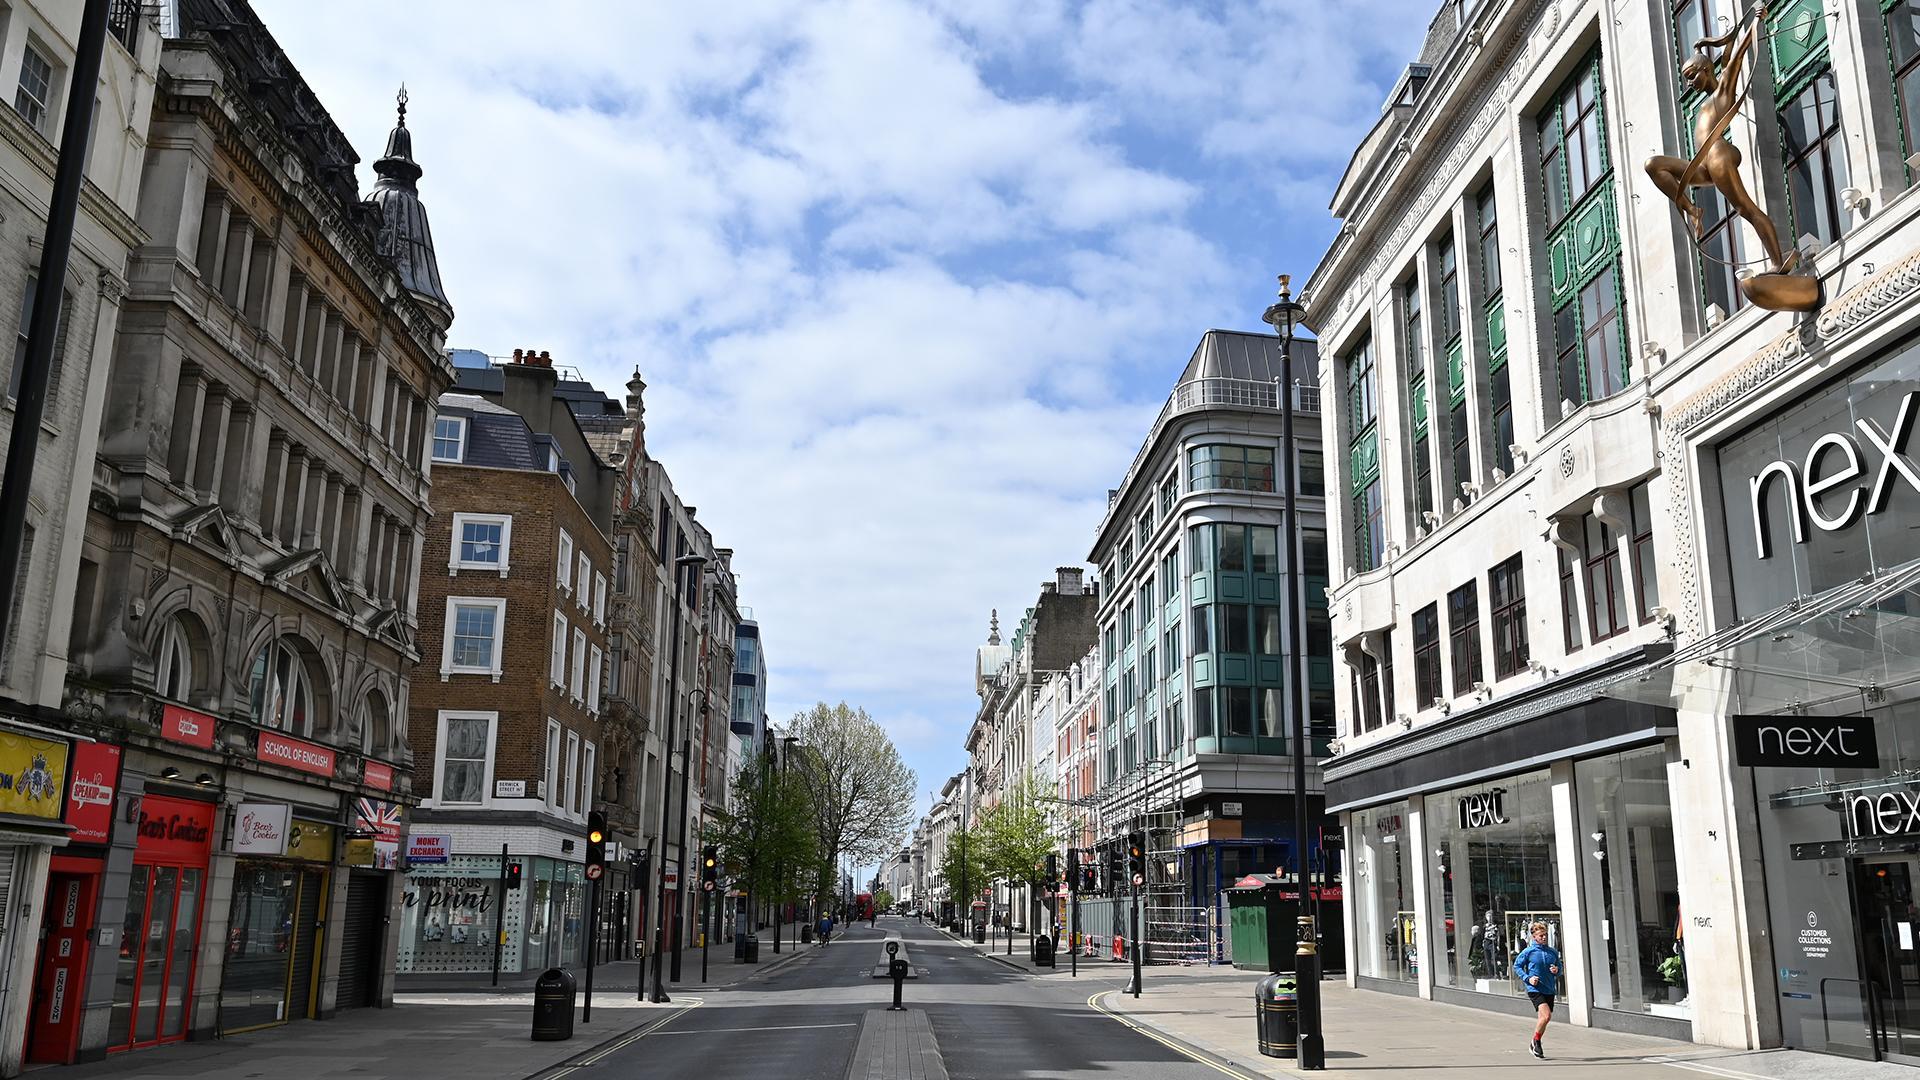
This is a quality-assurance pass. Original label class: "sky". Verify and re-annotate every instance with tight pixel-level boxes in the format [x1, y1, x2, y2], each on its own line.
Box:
[256, 0, 1436, 845]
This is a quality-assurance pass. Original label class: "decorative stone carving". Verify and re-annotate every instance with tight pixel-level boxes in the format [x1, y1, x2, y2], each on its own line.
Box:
[1559, 444, 1576, 478]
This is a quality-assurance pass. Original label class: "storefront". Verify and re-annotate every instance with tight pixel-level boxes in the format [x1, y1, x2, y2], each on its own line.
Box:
[107, 792, 213, 1051]
[1424, 769, 1560, 999]
[218, 807, 333, 1033]
[396, 855, 585, 976]
[1351, 801, 1417, 989]
[26, 741, 120, 1065]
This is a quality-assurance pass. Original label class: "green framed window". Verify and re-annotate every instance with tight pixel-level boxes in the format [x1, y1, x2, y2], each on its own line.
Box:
[1887, 0, 1920, 177]
[1539, 48, 1628, 409]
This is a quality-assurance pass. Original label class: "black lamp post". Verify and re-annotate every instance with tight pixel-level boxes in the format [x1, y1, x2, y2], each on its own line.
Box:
[774, 731, 798, 952]
[1264, 274, 1324, 1070]
[649, 552, 706, 1004]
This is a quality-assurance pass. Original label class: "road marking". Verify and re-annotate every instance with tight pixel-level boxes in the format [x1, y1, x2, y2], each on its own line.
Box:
[540, 998, 702, 1078]
[1087, 991, 1259, 1080]
[1641, 1053, 1789, 1079]
[650, 1022, 858, 1035]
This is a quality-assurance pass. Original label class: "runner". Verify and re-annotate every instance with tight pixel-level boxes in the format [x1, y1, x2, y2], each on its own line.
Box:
[1511, 922, 1560, 1059]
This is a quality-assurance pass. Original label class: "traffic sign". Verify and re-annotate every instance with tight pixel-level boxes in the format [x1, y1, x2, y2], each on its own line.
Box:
[585, 863, 604, 880]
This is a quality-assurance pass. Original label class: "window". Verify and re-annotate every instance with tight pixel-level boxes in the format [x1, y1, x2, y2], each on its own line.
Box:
[546, 719, 562, 808]
[1188, 444, 1276, 492]
[1299, 450, 1324, 498]
[565, 730, 580, 817]
[1347, 335, 1377, 431]
[431, 416, 466, 463]
[1401, 279, 1424, 379]
[557, 530, 573, 591]
[436, 712, 494, 805]
[14, 41, 53, 135]
[1437, 236, 1460, 345]
[1490, 365, 1514, 476]
[1223, 603, 1250, 654]
[1137, 508, 1154, 548]
[1412, 604, 1442, 709]
[449, 513, 512, 575]
[582, 742, 597, 815]
[1250, 526, 1278, 574]
[1630, 481, 1660, 621]
[248, 637, 314, 733]
[1782, 69, 1853, 254]
[593, 571, 607, 625]
[1160, 551, 1179, 605]
[1559, 547, 1581, 652]
[588, 646, 603, 713]
[1448, 581, 1482, 694]
[1413, 427, 1433, 520]
[571, 628, 588, 700]
[1357, 651, 1382, 731]
[576, 553, 591, 610]
[1450, 398, 1471, 493]
[7, 276, 65, 403]
[1353, 479, 1384, 572]
[157, 617, 193, 702]
[1539, 55, 1606, 227]
[1489, 554, 1530, 678]
[1219, 525, 1246, 572]
[1582, 511, 1629, 641]
[1540, 51, 1627, 412]
[1477, 186, 1502, 298]
[1888, 2, 1920, 167]
[443, 598, 506, 679]
[1191, 604, 1210, 653]
[1160, 471, 1178, 516]
[1556, 266, 1626, 407]
[1381, 628, 1396, 721]
[551, 613, 568, 686]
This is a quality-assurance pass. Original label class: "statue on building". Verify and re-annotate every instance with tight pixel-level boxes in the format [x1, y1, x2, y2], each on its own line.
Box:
[1643, 4, 1821, 312]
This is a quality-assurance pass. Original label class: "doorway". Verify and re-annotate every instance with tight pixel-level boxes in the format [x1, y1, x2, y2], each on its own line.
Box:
[27, 865, 99, 1064]
[1855, 855, 1920, 1064]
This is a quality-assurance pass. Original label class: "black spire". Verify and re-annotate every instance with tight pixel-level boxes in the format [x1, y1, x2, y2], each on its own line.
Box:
[367, 84, 452, 324]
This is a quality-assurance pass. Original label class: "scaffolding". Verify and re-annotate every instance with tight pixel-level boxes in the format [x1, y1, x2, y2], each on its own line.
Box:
[1092, 758, 1216, 965]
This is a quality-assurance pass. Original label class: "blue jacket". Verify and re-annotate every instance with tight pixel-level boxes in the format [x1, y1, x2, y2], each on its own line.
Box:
[1512, 942, 1560, 995]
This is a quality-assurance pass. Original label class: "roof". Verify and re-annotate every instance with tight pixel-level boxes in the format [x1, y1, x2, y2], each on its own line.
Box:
[1178, 329, 1320, 384]
[435, 392, 540, 471]
[365, 90, 452, 318]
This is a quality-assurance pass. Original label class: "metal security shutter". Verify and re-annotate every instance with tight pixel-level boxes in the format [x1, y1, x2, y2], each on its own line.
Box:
[335, 875, 385, 1010]
[0, 847, 19, 1000]
[287, 870, 323, 1021]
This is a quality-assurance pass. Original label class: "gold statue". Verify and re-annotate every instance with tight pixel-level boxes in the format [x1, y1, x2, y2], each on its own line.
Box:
[1643, 4, 1820, 312]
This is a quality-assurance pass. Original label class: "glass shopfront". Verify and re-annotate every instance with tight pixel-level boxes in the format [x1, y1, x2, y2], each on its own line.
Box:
[397, 855, 585, 975]
[219, 861, 327, 1032]
[1352, 802, 1418, 984]
[1574, 746, 1684, 1018]
[1424, 769, 1560, 996]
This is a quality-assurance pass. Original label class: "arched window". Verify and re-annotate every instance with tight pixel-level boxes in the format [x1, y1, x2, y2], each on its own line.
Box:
[248, 637, 313, 734]
[156, 619, 192, 701]
[364, 690, 390, 755]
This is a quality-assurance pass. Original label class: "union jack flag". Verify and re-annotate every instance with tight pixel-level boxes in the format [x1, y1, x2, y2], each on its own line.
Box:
[355, 798, 404, 869]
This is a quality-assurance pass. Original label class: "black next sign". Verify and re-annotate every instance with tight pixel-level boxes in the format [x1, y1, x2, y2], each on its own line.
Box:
[1731, 714, 1880, 769]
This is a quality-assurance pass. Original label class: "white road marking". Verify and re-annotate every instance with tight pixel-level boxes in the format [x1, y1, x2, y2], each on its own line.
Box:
[650, 1022, 860, 1035]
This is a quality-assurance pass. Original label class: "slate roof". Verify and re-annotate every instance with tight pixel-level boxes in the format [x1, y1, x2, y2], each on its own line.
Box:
[1178, 329, 1321, 385]
[435, 392, 539, 471]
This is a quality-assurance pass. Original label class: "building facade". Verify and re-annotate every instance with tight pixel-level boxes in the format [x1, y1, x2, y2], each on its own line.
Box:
[1087, 329, 1337, 962]
[1310, 0, 1920, 1062]
[61, 0, 452, 1065]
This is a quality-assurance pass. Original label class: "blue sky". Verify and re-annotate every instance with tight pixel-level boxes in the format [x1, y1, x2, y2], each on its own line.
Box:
[260, 0, 1435, 848]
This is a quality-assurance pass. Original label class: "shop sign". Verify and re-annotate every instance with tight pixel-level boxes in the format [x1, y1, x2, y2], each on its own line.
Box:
[1456, 789, 1508, 830]
[65, 742, 121, 843]
[257, 732, 335, 777]
[354, 798, 403, 869]
[286, 820, 334, 862]
[232, 802, 290, 855]
[364, 760, 394, 791]
[1221, 800, 1243, 818]
[1732, 714, 1879, 769]
[160, 704, 217, 749]
[0, 730, 67, 820]
[407, 833, 452, 865]
[1747, 389, 1918, 559]
[1842, 790, 1920, 840]
[135, 794, 214, 862]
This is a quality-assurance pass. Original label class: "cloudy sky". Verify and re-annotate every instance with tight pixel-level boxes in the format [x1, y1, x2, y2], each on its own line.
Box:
[257, 0, 1433, 828]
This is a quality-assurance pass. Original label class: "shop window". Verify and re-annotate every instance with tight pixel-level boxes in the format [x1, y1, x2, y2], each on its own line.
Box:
[1353, 803, 1418, 984]
[221, 864, 325, 1032]
[1576, 746, 1683, 1018]
[1413, 603, 1442, 708]
[1489, 554, 1530, 679]
[1425, 770, 1561, 996]
[1448, 581, 1483, 693]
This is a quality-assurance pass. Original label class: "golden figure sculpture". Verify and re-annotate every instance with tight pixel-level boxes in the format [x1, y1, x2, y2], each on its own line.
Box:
[1643, 4, 1821, 312]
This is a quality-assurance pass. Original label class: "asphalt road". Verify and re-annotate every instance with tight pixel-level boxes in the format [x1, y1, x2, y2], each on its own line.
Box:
[541, 916, 1235, 1079]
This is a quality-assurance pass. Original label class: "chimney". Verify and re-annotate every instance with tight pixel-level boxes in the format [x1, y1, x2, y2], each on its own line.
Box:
[1055, 566, 1084, 596]
[512, 348, 523, 363]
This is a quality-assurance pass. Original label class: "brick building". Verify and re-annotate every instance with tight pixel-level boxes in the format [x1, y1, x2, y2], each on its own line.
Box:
[399, 359, 617, 979]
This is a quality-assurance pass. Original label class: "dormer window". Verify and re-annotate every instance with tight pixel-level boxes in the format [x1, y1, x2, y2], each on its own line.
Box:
[432, 416, 466, 462]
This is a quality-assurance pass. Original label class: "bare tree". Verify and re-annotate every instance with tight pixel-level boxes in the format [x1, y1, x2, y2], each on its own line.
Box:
[788, 702, 917, 903]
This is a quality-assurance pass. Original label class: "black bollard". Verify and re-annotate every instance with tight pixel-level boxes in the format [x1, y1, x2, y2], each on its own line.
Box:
[886, 941, 907, 1012]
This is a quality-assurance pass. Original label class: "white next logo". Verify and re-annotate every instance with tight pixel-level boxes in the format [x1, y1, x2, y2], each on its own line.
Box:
[1749, 389, 1920, 559]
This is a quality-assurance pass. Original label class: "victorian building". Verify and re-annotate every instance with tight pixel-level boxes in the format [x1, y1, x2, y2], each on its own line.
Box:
[1311, 0, 1920, 1062]
[59, 0, 453, 1064]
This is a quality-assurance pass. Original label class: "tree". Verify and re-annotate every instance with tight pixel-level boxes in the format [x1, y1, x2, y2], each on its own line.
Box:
[787, 702, 917, 904]
[980, 774, 1062, 949]
[701, 755, 814, 921]
[938, 824, 986, 913]
[874, 888, 893, 912]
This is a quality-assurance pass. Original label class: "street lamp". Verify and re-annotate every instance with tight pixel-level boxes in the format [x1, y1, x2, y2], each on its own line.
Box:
[649, 551, 707, 1004]
[774, 731, 798, 953]
[1264, 273, 1324, 1070]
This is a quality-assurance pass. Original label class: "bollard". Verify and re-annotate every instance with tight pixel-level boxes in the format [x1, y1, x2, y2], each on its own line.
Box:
[1112, 935, 1125, 962]
[886, 941, 908, 1012]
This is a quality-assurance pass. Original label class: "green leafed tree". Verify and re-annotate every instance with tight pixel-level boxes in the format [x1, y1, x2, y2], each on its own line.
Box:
[980, 773, 1063, 944]
[701, 754, 815, 912]
[938, 823, 987, 909]
[787, 702, 917, 903]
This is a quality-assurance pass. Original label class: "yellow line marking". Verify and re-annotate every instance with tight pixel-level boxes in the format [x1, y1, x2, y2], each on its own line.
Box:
[543, 998, 703, 1077]
[1087, 990, 1260, 1079]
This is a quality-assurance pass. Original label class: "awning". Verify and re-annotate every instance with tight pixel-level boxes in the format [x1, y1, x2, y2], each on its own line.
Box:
[1595, 559, 1920, 717]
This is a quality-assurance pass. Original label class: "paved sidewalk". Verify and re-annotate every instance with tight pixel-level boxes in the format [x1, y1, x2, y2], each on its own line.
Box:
[1100, 966, 1916, 1079]
[395, 920, 818, 993]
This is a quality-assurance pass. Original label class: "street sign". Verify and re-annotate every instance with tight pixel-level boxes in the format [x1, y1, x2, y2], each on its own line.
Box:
[586, 864, 604, 881]
[1132, 873, 1144, 886]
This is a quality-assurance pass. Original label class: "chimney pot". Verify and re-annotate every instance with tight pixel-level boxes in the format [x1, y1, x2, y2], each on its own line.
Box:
[512, 348, 523, 362]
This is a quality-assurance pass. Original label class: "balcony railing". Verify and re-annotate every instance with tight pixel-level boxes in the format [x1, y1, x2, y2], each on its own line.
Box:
[1100, 376, 1320, 536]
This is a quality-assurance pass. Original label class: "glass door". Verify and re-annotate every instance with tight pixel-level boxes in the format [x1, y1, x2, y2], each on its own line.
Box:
[1856, 855, 1920, 1064]
[107, 864, 201, 1051]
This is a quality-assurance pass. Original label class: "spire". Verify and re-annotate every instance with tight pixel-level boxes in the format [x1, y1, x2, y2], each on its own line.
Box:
[367, 84, 452, 327]
[988, 609, 1001, 646]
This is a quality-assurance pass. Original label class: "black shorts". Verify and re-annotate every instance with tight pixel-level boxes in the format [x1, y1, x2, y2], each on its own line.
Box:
[1527, 991, 1556, 1010]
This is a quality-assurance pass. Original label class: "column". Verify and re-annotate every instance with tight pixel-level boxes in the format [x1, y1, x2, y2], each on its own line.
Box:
[365, 349, 389, 437]
[338, 335, 361, 419]
[300, 459, 325, 547]
[194, 189, 229, 287]
[227, 406, 263, 517]
[320, 313, 345, 401]
[365, 508, 388, 600]
[281, 276, 308, 372]
[279, 448, 307, 545]
[348, 495, 374, 589]
[335, 487, 359, 578]
[244, 236, 274, 324]
[1408, 804, 1435, 1000]
[301, 294, 325, 380]
[166, 368, 206, 488]
[325, 475, 347, 568]
[385, 521, 404, 603]
[220, 216, 253, 309]
[1550, 759, 1590, 1026]
[192, 386, 232, 499]
[259, 430, 287, 537]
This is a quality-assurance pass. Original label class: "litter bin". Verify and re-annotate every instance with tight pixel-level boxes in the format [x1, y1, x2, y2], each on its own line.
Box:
[1035, 934, 1054, 968]
[1254, 972, 1298, 1058]
[531, 968, 576, 1041]
[735, 932, 747, 959]
[972, 921, 986, 944]
[743, 934, 760, 962]
[801, 923, 813, 944]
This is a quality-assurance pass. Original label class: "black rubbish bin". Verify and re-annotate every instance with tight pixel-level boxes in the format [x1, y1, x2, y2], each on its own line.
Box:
[801, 923, 813, 943]
[743, 934, 760, 963]
[531, 968, 576, 1042]
[735, 932, 747, 960]
[1254, 972, 1298, 1058]
[1035, 934, 1054, 968]
[972, 921, 986, 944]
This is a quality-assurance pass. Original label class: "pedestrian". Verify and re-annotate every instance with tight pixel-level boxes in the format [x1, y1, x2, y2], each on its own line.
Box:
[1511, 921, 1560, 1059]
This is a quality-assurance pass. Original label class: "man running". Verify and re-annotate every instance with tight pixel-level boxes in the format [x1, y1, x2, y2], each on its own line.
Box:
[1512, 922, 1561, 1059]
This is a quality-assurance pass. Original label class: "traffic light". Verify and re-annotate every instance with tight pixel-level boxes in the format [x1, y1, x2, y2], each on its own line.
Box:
[701, 844, 719, 892]
[586, 810, 608, 881]
[505, 861, 524, 891]
[1065, 849, 1078, 894]
[1082, 853, 1098, 894]
[1127, 831, 1146, 887]
[1106, 845, 1125, 891]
